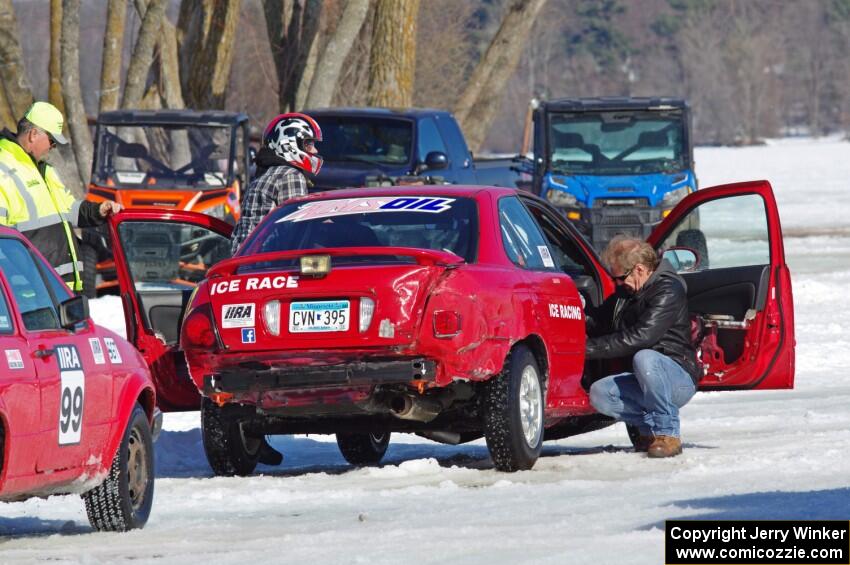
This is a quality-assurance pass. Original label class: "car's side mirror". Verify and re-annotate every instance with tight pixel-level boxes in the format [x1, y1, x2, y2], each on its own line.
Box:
[663, 247, 699, 272]
[59, 295, 89, 330]
[424, 151, 448, 171]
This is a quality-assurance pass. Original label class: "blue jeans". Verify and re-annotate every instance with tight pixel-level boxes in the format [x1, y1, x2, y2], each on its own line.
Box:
[589, 349, 696, 438]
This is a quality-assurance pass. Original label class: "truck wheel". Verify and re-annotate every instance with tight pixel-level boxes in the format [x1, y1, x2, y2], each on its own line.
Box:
[83, 404, 154, 532]
[201, 398, 261, 476]
[79, 242, 98, 298]
[482, 345, 545, 472]
[336, 432, 390, 466]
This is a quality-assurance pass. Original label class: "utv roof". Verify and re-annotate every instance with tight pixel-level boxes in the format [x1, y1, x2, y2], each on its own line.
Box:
[96, 109, 249, 126]
[539, 97, 688, 112]
[304, 107, 452, 119]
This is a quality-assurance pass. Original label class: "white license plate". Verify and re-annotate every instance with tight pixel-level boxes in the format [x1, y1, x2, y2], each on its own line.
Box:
[289, 300, 350, 333]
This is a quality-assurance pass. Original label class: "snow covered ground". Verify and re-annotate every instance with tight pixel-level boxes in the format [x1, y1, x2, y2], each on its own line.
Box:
[2, 138, 850, 563]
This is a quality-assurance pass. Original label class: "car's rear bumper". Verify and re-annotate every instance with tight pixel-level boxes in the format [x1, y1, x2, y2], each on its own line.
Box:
[203, 357, 437, 395]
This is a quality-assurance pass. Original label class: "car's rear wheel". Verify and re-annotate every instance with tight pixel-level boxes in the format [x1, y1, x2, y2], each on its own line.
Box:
[201, 398, 261, 476]
[482, 345, 545, 472]
[83, 403, 154, 531]
[336, 432, 390, 466]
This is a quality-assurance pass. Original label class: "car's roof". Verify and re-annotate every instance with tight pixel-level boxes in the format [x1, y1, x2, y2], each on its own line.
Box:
[304, 107, 450, 119]
[296, 185, 517, 202]
[96, 109, 249, 126]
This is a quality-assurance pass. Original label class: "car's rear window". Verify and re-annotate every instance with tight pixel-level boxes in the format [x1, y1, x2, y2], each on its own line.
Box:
[238, 195, 477, 266]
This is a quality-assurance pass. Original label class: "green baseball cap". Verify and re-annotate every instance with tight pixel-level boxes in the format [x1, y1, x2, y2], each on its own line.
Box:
[24, 101, 68, 145]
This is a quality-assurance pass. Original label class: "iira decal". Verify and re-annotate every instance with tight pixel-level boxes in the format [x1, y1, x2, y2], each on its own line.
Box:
[278, 196, 455, 222]
[210, 275, 300, 295]
[549, 303, 582, 320]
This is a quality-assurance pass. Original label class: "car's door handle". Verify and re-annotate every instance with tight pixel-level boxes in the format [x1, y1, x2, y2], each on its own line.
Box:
[34, 348, 55, 359]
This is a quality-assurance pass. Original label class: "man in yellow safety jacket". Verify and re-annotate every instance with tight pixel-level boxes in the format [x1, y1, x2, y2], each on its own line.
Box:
[0, 101, 121, 293]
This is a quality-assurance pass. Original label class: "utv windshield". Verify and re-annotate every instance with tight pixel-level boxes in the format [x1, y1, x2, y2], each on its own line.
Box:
[238, 195, 477, 268]
[91, 124, 239, 189]
[547, 110, 688, 175]
[314, 117, 413, 166]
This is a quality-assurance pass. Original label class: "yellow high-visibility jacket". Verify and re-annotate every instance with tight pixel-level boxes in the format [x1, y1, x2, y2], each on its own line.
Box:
[0, 134, 103, 292]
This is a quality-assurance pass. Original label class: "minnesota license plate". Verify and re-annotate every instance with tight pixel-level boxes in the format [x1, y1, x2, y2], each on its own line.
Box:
[289, 300, 350, 333]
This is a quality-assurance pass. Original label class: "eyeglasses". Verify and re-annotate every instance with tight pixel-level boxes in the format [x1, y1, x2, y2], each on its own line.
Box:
[40, 129, 56, 149]
[613, 267, 634, 283]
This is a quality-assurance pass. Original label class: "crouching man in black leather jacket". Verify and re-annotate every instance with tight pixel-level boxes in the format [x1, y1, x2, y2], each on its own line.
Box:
[585, 237, 701, 458]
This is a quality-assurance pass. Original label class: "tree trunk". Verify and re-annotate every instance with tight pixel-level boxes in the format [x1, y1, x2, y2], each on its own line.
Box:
[367, 0, 419, 107]
[453, 0, 548, 152]
[264, 0, 322, 112]
[305, 0, 370, 109]
[122, 0, 166, 109]
[134, 0, 185, 110]
[60, 0, 92, 187]
[179, 0, 243, 110]
[0, 86, 15, 130]
[0, 0, 33, 118]
[49, 0, 65, 115]
[99, 0, 126, 113]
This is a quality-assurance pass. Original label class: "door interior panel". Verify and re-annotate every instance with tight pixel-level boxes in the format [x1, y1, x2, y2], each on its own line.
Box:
[137, 290, 193, 345]
[681, 264, 768, 365]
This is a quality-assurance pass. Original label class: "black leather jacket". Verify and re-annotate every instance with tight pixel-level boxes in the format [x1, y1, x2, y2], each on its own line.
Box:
[585, 259, 701, 384]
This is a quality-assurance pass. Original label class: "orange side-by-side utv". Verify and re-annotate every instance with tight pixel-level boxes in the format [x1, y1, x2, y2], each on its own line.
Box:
[80, 110, 251, 297]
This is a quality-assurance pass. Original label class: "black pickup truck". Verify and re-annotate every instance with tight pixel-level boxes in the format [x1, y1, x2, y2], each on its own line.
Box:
[305, 107, 526, 191]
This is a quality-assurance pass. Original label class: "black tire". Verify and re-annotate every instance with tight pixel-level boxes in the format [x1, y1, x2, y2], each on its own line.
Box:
[336, 432, 390, 466]
[79, 242, 98, 299]
[626, 424, 641, 448]
[83, 403, 154, 532]
[201, 398, 261, 476]
[482, 345, 545, 472]
[676, 229, 709, 269]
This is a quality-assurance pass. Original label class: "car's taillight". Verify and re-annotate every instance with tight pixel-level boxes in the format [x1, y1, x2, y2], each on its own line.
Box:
[183, 306, 216, 348]
[433, 310, 461, 338]
[264, 300, 281, 336]
[359, 297, 375, 332]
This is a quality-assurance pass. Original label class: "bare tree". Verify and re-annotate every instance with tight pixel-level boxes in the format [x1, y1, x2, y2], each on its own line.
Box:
[122, 0, 167, 109]
[49, 0, 65, 115]
[0, 87, 14, 129]
[133, 0, 185, 110]
[179, 0, 244, 110]
[99, 0, 126, 112]
[0, 0, 33, 118]
[368, 0, 419, 107]
[304, 0, 370, 109]
[263, 0, 322, 111]
[60, 0, 92, 187]
[453, 0, 548, 152]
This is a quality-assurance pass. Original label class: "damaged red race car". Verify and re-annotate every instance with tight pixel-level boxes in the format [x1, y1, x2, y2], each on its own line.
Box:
[0, 226, 158, 531]
[107, 181, 794, 474]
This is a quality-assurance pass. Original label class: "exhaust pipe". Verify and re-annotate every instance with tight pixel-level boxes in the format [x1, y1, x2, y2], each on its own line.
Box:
[389, 395, 441, 422]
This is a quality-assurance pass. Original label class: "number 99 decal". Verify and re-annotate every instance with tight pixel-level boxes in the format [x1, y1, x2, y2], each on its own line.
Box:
[56, 345, 85, 445]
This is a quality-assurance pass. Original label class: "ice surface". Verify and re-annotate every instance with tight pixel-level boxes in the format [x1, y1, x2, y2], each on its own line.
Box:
[2, 138, 850, 563]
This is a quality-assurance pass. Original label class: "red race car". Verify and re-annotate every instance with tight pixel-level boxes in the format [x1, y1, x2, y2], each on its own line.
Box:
[0, 226, 158, 531]
[106, 181, 794, 474]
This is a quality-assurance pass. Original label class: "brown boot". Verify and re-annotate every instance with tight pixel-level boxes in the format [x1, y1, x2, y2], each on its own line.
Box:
[647, 435, 682, 458]
[634, 435, 654, 453]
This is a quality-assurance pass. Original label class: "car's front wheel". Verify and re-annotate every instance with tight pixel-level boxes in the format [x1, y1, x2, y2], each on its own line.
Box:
[482, 345, 545, 472]
[336, 432, 390, 466]
[201, 398, 261, 476]
[83, 403, 154, 531]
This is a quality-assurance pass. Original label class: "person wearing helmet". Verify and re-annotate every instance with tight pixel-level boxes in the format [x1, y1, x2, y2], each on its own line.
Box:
[230, 112, 322, 254]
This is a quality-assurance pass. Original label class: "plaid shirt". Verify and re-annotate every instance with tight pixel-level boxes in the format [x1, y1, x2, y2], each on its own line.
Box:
[230, 165, 307, 254]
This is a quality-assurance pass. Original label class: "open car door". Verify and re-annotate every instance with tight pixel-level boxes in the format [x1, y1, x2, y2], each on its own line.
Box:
[108, 210, 233, 411]
[647, 180, 794, 390]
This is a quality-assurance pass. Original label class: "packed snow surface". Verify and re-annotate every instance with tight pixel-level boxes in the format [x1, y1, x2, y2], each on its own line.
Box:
[2, 138, 850, 563]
